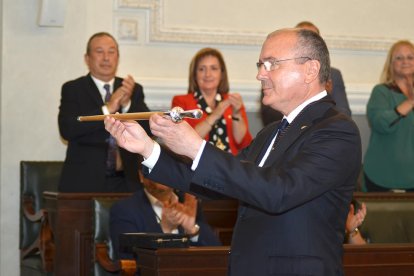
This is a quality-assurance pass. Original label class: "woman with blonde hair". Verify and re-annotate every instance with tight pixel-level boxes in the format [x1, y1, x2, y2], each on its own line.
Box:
[364, 40, 414, 191]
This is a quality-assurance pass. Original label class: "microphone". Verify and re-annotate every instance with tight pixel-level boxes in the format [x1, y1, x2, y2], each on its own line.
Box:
[165, 107, 203, 123]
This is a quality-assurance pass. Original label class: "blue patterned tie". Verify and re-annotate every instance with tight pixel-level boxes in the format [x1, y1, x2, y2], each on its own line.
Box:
[275, 118, 289, 139]
[104, 84, 111, 102]
[256, 118, 289, 164]
[104, 84, 117, 173]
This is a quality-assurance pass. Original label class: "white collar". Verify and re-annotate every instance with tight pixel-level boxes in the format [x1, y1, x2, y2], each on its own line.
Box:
[90, 75, 114, 90]
[285, 91, 327, 123]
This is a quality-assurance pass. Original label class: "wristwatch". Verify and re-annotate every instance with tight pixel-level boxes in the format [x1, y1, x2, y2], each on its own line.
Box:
[348, 227, 359, 238]
[187, 224, 200, 237]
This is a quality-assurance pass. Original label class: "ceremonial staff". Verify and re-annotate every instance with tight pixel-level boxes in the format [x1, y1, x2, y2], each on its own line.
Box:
[77, 107, 203, 123]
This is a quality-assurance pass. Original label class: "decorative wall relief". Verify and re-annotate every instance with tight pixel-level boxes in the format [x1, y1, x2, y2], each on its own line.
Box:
[111, 0, 414, 113]
[112, 0, 413, 51]
[115, 0, 153, 9]
[115, 16, 139, 44]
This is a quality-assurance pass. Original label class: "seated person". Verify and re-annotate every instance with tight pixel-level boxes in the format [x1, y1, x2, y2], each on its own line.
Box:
[345, 200, 367, 245]
[110, 170, 221, 260]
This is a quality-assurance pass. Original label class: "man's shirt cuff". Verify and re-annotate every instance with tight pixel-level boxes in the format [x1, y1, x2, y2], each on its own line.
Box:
[102, 105, 110, 115]
[191, 140, 206, 171]
[101, 100, 131, 115]
[190, 234, 199, 242]
[142, 141, 161, 170]
[121, 100, 131, 113]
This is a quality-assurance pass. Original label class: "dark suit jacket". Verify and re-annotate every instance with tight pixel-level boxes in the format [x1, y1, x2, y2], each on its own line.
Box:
[330, 67, 351, 116]
[110, 189, 222, 259]
[147, 96, 362, 276]
[58, 74, 150, 192]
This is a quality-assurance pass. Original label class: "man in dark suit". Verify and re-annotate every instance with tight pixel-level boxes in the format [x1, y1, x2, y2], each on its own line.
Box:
[110, 171, 221, 260]
[104, 28, 362, 275]
[329, 67, 351, 115]
[58, 32, 150, 192]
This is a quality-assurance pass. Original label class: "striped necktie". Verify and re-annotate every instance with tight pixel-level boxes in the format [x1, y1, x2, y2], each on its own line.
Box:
[104, 84, 111, 102]
[103, 84, 117, 173]
[256, 118, 289, 165]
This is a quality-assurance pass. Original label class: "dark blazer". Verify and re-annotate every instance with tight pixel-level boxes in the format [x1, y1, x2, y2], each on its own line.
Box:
[110, 189, 222, 259]
[330, 67, 351, 116]
[147, 96, 362, 276]
[58, 74, 150, 192]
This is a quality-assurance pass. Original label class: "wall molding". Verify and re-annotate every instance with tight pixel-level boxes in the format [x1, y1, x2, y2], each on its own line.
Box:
[141, 77, 372, 115]
[114, 0, 399, 51]
[114, 0, 375, 115]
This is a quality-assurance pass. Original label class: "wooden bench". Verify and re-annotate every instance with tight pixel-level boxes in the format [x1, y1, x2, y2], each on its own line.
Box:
[20, 161, 63, 276]
[41, 191, 414, 275]
[44, 192, 132, 276]
[200, 199, 238, 246]
[202, 193, 414, 245]
[353, 192, 414, 243]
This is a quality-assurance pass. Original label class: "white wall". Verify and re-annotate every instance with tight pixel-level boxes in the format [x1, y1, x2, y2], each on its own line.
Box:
[1, 0, 413, 274]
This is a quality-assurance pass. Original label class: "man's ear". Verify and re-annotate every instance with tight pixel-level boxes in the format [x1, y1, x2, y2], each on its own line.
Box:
[304, 60, 320, 84]
[84, 53, 89, 67]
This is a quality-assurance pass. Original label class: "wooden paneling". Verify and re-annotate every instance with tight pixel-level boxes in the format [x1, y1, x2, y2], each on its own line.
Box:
[44, 192, 414, 275]
[44, 192, 131, 276]
[343, 243, 414, 276]
[200, 199, 238, 246]
[135, 244, 414, 276]
[136, 246, 229, 276]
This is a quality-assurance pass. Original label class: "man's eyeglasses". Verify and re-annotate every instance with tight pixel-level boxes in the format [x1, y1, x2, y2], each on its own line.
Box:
[256, 57, 311, 72]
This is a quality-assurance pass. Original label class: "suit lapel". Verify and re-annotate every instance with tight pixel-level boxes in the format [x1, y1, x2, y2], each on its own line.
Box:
[114, 77, 122, 90]
[84, 75, 124, 111]
[139, 190, 164, 231]
[246, 122, 279, 164]
[85, 74, 105, 107]
[263, 97, 335, 165]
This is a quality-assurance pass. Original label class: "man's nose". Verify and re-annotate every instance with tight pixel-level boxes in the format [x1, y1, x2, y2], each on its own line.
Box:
[256, 69, 267, 81]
